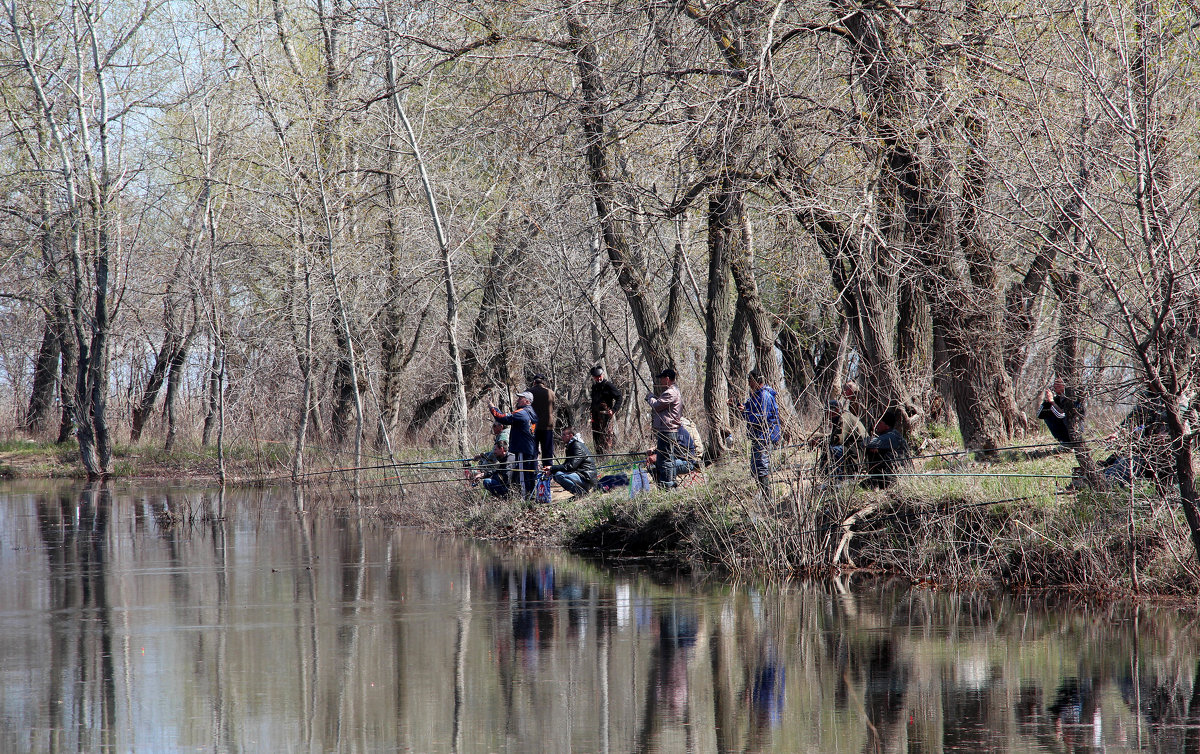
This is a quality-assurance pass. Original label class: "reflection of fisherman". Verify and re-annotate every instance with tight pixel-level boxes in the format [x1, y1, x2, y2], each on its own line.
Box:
[864, 407, 913, 489]
[811, 397, 868, 479]
[471, 441, 513, 497]
[490, 391, 539, 498]
[589, 366, 623, 454]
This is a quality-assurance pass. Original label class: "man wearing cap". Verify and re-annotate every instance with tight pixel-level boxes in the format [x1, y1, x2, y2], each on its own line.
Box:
[490, 392, 539, 498]
[645, 367, 683, 488]
[589, 366, 623, 454]
[528, 374, 556, 464]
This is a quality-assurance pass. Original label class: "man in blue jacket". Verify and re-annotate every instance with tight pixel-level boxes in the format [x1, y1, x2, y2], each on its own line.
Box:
[490, 391, 538, 498]
[731, 369, 782, 499]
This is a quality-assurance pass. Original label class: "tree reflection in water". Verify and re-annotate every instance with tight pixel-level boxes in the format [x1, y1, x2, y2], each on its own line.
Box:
[0, 482, 1199, 752]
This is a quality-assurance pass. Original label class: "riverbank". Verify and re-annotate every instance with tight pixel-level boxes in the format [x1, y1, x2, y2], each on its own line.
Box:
[6, 434, 1196, 596]
[424, 444, 1199, 597]
[0, 438, 286, 481]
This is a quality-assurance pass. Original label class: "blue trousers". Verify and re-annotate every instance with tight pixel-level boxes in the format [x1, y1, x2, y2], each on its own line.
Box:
[654, 430, 679, 488]
[751, 441, 772, 497]
[553, 471, 585, 495]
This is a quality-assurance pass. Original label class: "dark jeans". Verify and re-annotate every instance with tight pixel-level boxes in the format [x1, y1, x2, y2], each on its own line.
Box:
[751, 440, 772, 498]
[535, 429, 555, 465]
[654, 429, 679, 488]
[514, 453, 538, 498]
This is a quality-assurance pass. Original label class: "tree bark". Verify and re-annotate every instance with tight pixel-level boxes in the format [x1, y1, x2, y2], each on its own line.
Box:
[565, 6, 675, 376]
[703, 188, 737, 459]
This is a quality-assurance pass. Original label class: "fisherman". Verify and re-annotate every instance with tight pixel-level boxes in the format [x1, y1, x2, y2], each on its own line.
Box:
[810, 397, 868, 479]
[471, 440, 513, 497]
[490, 391, 539, 498]
[1038, 377, 1084, 446]
[863, 406, 912, 489]
[645, 367, 683, 489]
[589, 366, 623, 454]
[675, 419, 702, 476]
[544, 427, 597, 496]
[730, 369, 782, 499]
[528, 374, 556, 463]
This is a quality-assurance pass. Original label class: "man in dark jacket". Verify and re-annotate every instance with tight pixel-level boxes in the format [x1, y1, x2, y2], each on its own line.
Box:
[528, 374, 556, 463]
[864, 406, 913, 489]
[545, 427, 597, 496]
[589, 366, 623, 454]
[1038, 377, 1084, 446]
[490, 391, 538, 498]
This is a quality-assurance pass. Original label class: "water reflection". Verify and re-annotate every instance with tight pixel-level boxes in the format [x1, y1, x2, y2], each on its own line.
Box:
[1, 481, 1199, 752]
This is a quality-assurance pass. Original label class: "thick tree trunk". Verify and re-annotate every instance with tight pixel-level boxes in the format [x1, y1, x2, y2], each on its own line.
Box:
[566, 9, 675, 376]
[726, 203, 782, 391]
[703, 189, 736, 459]
[130, 334, 180, 443]
[1052, 268, 1103, 486]
[25, 314, 62, 434]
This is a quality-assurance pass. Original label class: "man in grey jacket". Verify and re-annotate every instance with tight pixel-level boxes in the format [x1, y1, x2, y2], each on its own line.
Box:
[645, 368, 683, 488]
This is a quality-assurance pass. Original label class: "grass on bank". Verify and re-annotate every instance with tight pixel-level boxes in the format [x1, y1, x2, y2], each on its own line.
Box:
[431, 434, 1200, 596]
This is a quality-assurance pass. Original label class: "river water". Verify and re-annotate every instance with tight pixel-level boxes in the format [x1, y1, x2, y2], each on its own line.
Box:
[0, 481, 1197, 753]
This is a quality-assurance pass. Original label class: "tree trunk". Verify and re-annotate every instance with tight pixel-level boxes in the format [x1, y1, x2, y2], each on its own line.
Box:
[1052, 267, 1103, 486]
[703, 189, 736, 459]
[25, 314, 62, 434]
[131, 334, 180, 443]
[565, 8, 675, 376]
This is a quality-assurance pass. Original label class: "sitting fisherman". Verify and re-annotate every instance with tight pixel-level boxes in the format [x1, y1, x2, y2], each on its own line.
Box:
[674, 420, 703, 476]
[1038, 377, 1084, 446]
[544, 426, 597, 496]
[863, 406, 913, 489]
[811, 397, 868, 479]
[471, 440, 513, 497]
[490, 391, 539, 498]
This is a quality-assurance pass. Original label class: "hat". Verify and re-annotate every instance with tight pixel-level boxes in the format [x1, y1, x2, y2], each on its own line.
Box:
[826, 398, 842, 411]
[516, 391, 534, 402]
[657, 367, 676, 381]
[590, 366, 604, 377]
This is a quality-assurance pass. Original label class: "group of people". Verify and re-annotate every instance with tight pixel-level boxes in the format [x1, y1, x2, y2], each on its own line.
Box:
[471, 365, 786, 501]
[809, 387, 913, 489]
[472, 368, 624, 499]
[469, 365, 927, 501]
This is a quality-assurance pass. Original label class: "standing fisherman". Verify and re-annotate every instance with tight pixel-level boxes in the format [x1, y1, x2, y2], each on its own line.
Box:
[645, 368, 683, 489]
[490, 391, 539, 498]
[528, 374, 556, 464]
[589, 366, 623, 454]
[731, 369, 782, 499]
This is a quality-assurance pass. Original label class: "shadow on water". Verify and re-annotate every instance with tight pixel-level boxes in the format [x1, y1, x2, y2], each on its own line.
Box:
[3, 480, 1200, 751]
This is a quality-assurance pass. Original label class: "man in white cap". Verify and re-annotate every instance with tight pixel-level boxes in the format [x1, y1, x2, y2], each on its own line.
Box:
[489, 391, 539, 498]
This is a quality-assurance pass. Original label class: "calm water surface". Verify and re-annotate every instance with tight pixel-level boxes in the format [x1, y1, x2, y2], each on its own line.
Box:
[0, 481, 1198, 753]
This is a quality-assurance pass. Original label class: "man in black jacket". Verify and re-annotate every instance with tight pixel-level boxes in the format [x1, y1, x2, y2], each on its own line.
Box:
[864, 406, 913, 489]
[545, 427, 597, 496]
[589, 366, 623, 454]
